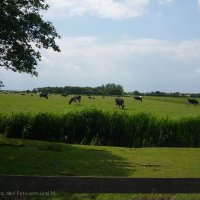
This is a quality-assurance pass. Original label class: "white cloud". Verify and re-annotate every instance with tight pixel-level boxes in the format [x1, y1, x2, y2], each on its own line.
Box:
[45, 0, 150, 20]
[195, 68, 200, 74]
[198, 0, 200, 6]
[2, 37, 200, 92]
[158, 0, 174, 5]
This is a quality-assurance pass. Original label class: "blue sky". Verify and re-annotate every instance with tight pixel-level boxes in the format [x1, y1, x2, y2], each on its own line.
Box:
[1, 0, 200, 92]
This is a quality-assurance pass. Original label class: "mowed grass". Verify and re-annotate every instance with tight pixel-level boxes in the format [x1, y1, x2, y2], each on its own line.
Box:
[0, 93, 200, 119]
[0, 135, 199, 177]
[0, 136, 200, 200]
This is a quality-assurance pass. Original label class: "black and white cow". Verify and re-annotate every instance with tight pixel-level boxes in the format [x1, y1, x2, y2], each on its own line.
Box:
[134, 96, 142, 102]
[69, 96, 81, 105]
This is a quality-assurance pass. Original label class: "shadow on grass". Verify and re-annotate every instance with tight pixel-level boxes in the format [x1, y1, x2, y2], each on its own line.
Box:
[0, 139, 135, 200]
[0, 139, 133, 177]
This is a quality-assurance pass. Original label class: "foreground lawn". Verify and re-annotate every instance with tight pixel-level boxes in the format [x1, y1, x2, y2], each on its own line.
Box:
[0, 136, 200, 177]
[0, 136, 199, 200]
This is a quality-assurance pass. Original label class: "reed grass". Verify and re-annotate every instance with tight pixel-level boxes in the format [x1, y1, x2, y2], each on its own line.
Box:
[1, 109, 199, 147]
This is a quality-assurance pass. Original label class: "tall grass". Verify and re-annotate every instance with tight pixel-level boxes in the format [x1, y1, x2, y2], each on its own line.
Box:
[0, 109, 199, 147]
[0, 113, 7, 134]
[5, 112, 32, 139]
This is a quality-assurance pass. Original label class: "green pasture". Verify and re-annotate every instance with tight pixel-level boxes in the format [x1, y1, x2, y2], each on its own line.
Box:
[0, 93, 200, 199]
[0, 135, 200, 200]
[1, 135, 199, 177]
[0, 93, 200, 119]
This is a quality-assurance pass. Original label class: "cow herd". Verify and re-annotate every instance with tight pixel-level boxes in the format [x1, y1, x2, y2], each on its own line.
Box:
[115, 96, 142, 109]
[114, 96, 199, 109]
[38, 93, 199, 108]
[115, 97, 199, 109]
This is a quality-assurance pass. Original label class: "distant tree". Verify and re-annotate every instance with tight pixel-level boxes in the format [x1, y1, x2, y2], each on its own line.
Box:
[132, 90, 142, 96]
[104, 83, 124, 95]
[0, 0, 60, 76]
[25, 89, 31, 93]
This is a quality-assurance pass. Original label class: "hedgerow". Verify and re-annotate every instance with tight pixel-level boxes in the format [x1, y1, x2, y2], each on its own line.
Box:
[0, 109, 199, 147]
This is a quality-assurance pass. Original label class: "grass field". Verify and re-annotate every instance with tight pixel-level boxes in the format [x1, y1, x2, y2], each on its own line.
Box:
[0, 135, 200, 200]
[1, 135, 199, 177]
[0, 93, 200, 119]
[0, 93, 200, 199]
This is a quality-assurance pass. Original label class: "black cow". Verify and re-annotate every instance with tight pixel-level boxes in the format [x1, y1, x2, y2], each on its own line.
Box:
[69, 96, 81, 105]
[115, 98, 124, 109]
[187, 98, 199, 106]
[134, 96, 142, 102]
[40, 92, 48, 99]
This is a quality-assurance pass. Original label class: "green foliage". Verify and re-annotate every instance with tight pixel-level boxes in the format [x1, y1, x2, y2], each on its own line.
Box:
[178, 117, 200, 147]
[129, 113, 158, 147]
[28, 113, 62, 142]
[5, 112, 31, 138]
[0, 113, 7, 133]
[81, 108, 109, 145]
[61, 111, 86, 144]
[35, 83, 124, 95]
[1, 110, 200, 147]
[0, 0, 60, 75]
[108, 111, 129, 146]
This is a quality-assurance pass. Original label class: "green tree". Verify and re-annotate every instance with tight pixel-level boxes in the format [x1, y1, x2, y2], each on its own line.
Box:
[104, 83, 124, 95]
[0, 0, 60, 76]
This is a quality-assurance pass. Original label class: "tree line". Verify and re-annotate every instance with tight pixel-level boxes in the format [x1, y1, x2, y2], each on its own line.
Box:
[127, 90, 200, 98]
[32, 85, 200, 97]
[33, 83, 124, 96]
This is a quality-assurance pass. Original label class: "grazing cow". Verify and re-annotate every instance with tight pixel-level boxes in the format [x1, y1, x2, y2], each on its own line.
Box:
[134, 96, 142, 102]
[40, 92, 48, 99]
[115, 98, 124, 109]
[69, 96, 81, 105]
[187, 98, 199, 106]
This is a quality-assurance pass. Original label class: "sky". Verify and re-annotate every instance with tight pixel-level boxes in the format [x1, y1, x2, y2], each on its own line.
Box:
[1, 0, 200, 93]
